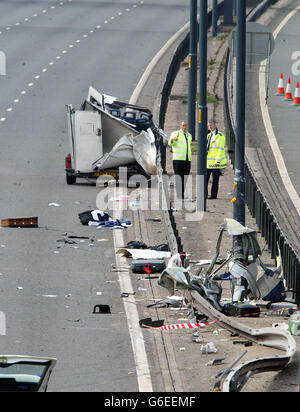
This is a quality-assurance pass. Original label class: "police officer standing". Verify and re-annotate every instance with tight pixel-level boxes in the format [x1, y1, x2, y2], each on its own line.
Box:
[168, 121, 192, 199]
[206, 119, 227, 199]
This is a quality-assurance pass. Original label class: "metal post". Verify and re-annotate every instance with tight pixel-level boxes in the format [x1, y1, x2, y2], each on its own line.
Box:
[223, 0, 234, 25]
[197, 0, 207, 213]
[233, 0, 237, 16]
[233, 0, 246, 254]
[188, 0, 198, 141]
[212, 0, 218, 37]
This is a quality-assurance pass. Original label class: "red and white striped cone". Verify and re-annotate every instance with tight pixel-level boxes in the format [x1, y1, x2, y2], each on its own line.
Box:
[275, 72, 284, 96]
[283, 77, 293, 101]
[291, 82, 300, 105]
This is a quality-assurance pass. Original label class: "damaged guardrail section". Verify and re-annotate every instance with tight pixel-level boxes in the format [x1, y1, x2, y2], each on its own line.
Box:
[191, 290, 296, 392]
[223, 1, 300, 307]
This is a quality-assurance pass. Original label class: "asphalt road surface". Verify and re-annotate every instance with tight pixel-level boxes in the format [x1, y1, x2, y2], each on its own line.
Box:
[266, 0, 300, 196]
[0, 0, 192, 392]
[245, 0, 300, 199]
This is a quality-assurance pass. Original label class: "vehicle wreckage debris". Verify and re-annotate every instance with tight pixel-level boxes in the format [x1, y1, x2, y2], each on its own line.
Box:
[213, 350, 248, 391]
[205, 356, 226, 366]
[233, 340, 253, 347]
[126, 240, 169, 251]
[146, 296, 184, 308]
[93, 304, 111, 314]
[139, 318, 164, 328]
[57, 238, 77, 244]
[68, 235, 90, 239]
[120, 292, 136, 298]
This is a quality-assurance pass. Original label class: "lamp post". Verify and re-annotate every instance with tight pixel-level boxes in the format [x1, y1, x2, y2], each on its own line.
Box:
[188, 0, 198, 142]
[233, 0, 246, 257]
[196, 0, 207, 213]
[212, 0, 218, 37]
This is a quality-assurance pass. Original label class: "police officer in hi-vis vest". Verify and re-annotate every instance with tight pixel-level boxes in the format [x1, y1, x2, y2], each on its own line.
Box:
[168, 121, 192, 199]
[206, 119, 227, 199]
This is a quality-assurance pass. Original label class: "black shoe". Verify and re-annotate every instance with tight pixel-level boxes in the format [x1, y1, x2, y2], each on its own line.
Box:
[208, 196, 216, 199]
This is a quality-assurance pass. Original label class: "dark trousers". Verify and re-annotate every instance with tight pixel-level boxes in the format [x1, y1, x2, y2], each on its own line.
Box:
[173, 160, 191, 198]
[207, 169, 221, 198]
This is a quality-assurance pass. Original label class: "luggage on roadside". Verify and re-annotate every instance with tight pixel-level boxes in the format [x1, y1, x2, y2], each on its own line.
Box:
[78, 210, 111, 225]
[131, 259, 166, 274]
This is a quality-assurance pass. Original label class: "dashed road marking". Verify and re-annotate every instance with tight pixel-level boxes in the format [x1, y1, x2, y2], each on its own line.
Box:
[0, 312, 5, 335]
[0, 1, 144, 122]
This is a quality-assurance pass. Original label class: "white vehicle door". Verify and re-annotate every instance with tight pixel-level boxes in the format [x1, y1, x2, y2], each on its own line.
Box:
[73, 111, 102, 173]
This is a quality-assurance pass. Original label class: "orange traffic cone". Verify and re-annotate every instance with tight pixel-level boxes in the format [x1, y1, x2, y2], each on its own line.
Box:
[275, 72, 284, 95]
[291, 82, 300, 105]
[283, 77, 293, 101]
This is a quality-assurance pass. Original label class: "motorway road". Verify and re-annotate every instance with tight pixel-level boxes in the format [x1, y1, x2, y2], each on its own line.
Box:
[266, 0, 300, 197]
[246, 0, 300, 201]
[0, 0, 193, 392]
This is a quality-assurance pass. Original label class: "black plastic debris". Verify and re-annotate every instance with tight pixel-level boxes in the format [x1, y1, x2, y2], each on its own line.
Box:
[150, 243, 169, 251]
[126, 240, 169, 251]
[139, 317, 164, 328]
[126, 240, 148, 249]
[120, 292, 136, 298]
[233, 340, 253, 347]
[68, 235, 90, 239]
[93, 304, 111, 314]
[57, 238, 77, 244]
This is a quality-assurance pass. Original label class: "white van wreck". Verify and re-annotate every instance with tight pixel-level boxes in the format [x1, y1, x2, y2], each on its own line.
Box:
[65, 87, 164, 185]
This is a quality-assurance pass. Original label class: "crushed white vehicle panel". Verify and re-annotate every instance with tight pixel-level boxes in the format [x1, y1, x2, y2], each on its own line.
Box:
[94, 130, 157, 175]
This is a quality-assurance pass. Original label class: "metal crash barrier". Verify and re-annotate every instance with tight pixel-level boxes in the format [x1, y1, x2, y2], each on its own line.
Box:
[224, 35, 300, 307]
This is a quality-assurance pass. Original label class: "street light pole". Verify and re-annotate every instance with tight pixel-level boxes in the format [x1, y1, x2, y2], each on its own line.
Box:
[188, 0, 198, 142]
[233, 0, 246, 254]
[197, 0, 207, 213]
[212, 0, 218, 37]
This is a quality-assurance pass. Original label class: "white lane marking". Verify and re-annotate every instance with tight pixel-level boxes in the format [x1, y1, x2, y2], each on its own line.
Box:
[0, 312, 6, 335]
[112, 208, 153, 392]
[0, 1, 142, 121]
[259, 3, 300, 214]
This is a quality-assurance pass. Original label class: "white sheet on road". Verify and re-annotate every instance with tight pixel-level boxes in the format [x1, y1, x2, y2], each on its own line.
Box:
[116, 248, 171, 259]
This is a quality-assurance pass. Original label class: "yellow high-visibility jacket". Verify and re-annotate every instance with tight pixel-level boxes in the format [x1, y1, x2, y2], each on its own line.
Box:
[168, 129, 192, 161]
[207, 129, 227, 169]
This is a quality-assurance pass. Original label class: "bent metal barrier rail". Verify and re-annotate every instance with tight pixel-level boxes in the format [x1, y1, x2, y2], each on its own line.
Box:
[155, 0, 297, 392]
